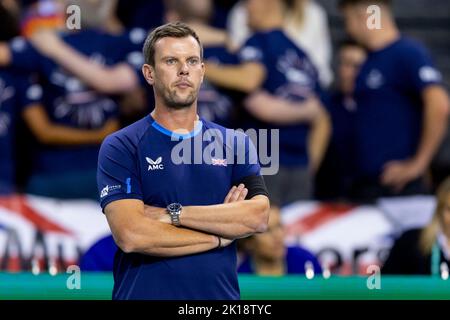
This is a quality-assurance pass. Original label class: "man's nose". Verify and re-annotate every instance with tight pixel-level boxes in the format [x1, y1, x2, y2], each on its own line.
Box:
[179, 62, 189, 75]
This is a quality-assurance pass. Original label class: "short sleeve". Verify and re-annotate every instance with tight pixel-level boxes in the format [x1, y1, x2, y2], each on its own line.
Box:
[237, 35, 265, 64]
[97, 134, 143, 211]
[8, 37, 43, 73]
[231, 131, 261, 183]
[402, 43, 442, 92]
[12, 74, 43, 112]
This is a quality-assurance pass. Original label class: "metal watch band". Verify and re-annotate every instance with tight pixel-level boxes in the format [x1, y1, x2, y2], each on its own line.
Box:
[171, 211, 181, 227]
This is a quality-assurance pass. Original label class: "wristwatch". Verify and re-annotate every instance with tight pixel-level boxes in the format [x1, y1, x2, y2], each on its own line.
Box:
[167, 203, 182, 227]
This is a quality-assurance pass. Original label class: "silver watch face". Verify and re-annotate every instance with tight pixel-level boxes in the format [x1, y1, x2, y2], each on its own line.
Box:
[168, 203, 182, 213]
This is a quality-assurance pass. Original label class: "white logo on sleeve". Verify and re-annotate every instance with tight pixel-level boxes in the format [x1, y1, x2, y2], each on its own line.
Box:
[100, 185, 109, 198]
[366, 69, 384, 89]
[100, 184, 121, 198]
[419, 66, 442, 83]
[146, 157, 164, 171]
[239, 46, 263, 61]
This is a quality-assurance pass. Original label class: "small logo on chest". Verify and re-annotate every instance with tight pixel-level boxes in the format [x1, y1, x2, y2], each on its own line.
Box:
[211, 158, 228, 167]
[146, 157, 164, 171]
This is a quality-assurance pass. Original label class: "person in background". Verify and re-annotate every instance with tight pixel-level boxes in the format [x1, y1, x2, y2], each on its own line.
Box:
[0, 0, 147, 199]
[164, 0, 239, 127]
[238, 206, 322, 275]
[0, 0, 118, 196]
[339, 0, 449, 202]
[315, 39, 367, 201]
[206, 0, 331, 206]
[227, 0, 333, 87]
[382, 176, 450, 275]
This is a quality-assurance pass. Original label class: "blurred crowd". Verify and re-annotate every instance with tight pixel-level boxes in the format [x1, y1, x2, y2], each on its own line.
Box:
[0, 0, 450, 275]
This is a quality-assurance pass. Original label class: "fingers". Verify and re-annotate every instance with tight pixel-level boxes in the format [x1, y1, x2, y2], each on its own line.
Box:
[237, 187, 248, 201]
[223, 185, 237, 203]
[224, 184, 248, 203]
[229, 184, 246, 203]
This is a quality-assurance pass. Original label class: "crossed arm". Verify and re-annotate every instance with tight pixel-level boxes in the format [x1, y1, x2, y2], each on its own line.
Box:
[23, 104, 119, 145]
[104, 184, 270, 257]
[0, 32, 138, 94]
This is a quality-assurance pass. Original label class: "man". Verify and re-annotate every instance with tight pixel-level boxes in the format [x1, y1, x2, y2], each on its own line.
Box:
[315, 39, 367, 200]
[206, 0, 331, 206]
[0, 0, 146, 199]
[339, 0, 449, 201]
[97, 22, 270, 300]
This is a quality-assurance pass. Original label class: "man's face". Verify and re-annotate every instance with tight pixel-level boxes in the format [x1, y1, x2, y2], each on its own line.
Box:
[338, 45, 366, 94]
[246, 0, 270, 31]
[182, 0, 212, 22]
[342, 5, 369, 45]
[147, 36, 204, 110]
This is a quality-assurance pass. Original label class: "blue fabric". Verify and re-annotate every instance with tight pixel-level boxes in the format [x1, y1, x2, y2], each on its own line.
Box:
[198, 46, 239, 127]
[238, 246, 323, 275]
[97, 115, 262, 300]
[237, 29, 322, 167]
[80, 234, 117, 271]
[0, 69, 41, 194]
[353, 36, 442, 178]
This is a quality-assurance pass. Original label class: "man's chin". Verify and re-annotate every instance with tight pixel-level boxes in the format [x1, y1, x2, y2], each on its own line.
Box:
[166, 99, 195, 110]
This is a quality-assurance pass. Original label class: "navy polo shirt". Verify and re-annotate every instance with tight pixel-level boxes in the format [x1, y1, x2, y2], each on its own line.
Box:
[97, 115, 262, 299]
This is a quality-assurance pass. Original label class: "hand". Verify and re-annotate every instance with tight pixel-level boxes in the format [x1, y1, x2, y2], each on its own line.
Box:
[29, 29, 64, 58]
[143, 205, 170, 224]
[223, 184, 248, 203]
[380, 159, 425, 193]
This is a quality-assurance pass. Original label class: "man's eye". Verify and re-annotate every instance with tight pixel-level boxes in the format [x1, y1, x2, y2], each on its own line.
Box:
[166, 59, 176, 65]
[188, 58, 199, 65]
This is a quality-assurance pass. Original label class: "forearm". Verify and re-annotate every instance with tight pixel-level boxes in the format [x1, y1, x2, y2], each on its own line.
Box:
[180, 195, 269, 239]
[246, 94, 321, 125]
[39, 124, 115, 145]
[0, 43, 11, 66]
[24, 106, 119, 145]
[206, 63, 264, 93]
[414, 88, 449, 170]
[121, 218, 220, 257]
[308, 109, 331, 173]
[47, 43, 137, 94]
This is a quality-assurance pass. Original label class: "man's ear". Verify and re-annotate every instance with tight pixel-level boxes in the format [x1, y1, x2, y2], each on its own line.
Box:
[200, 62, 205, 84]
[142, 64, 155, 85]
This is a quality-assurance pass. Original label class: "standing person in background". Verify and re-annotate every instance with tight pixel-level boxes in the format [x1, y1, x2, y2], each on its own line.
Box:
[206, 0, 331, 206]
[339, 0, 449, 202]
[315, 39, 367, 201]
[0, 0, 122, 197]
[227, 0, 333, 87]
[0, 0, 147, 199]
[382, 176, 450, 275]
[164, 0, 239, 127]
